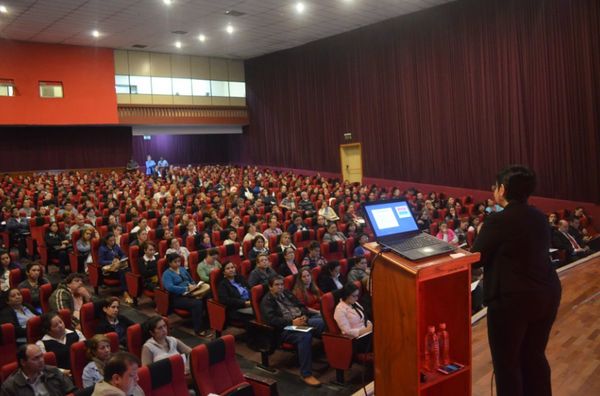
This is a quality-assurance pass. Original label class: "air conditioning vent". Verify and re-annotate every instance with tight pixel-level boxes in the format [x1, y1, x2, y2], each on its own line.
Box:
[132, 44, 147, 48]
[224, 10, 245, 17]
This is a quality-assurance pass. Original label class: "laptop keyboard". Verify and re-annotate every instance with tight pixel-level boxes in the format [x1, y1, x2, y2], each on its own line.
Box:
[387, 235, 440, 251]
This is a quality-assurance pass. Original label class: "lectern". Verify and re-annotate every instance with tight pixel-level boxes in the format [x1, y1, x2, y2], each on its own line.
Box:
[364, 242, 480, 395]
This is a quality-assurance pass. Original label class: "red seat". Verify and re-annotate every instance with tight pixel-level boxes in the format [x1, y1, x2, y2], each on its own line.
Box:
[70, 332, 119, 389]
[206, 268, 227, 336]
[188, 250, 201, 282]
[27, 309, 72, 343]
[321, 241, 345, 261]
[345, 237, 356, 258]
[154, 259, 191, 319]
[218, 242, 241, 266]
[126, 319, 169, 360]
[79, 301, 107, 339]
[8, 268, 23, 288]
[39, 282, 53, 313]
[250, 284, 296, 371]
[0, 324, 17, 370]
[293, 230, 315, 248]
[186, 235, 197, 252]
[321, 290, 372, 384]
[87, 238, 121, 294]
[137, 355, 189, 396]
[191, 335, 278, 396]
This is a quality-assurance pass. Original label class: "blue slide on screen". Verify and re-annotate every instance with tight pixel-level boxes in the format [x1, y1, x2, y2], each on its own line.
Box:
[364, 201, 419, 237]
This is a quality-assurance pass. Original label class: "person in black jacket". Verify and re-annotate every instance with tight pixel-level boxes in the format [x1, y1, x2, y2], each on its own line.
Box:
[551, 220, 591, 263]
[259, 275, 324, 387]
[216, 262, 253, 325]
[317, 260, 345, 294]
[471, 165, 561, 396]
[44, 221, 70, 274]
[0, 288, 38, 345]
[95, 297, 133, 346]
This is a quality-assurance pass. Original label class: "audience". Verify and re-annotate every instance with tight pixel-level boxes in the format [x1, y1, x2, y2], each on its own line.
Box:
[165, 237, 190, 268]
[141, 316, 191, 373]
[82, 334, 113, 388]
[92, 351, 144, 396]
[0, 250, 21, 292]
[96, 297, 133, 347]
[0, 288, 38, 345]
[138, 241, 159, 292]
[248, 252, 277, 288]
[322, 222, 347, 243]
[217, 262, 254, 324]
[248, 235, 270, 261]
[44, 221, 71, 274]
[49, 273, 91, 328]
[436, 222, 459, 245]
[0, 344, 76, 396]
[292, 267, 322, 313]
[17, 262, 49, 309]
[347, 257, 370, 283]
[196, 248, 221, 283]
[76, 227, 94, 272]
[276, 232, 296, 253]
[279, 247, 299, 277]
[334, 283, 373, 343]
[36, 311, 85, 371]
[98, 233, 133, 304]
[301, 241, 327, 268]
[317, 260, 345, 293]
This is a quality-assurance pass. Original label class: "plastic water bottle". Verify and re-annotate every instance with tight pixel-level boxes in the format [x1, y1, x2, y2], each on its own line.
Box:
[424, 325, 440, 371]
[438, 323, 450, 365]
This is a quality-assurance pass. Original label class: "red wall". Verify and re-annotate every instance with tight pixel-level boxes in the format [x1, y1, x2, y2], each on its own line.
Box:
[0, 40, 118, 125]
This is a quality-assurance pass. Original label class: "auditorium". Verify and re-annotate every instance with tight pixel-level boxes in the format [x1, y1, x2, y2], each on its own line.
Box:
[0, 0, 598, 395]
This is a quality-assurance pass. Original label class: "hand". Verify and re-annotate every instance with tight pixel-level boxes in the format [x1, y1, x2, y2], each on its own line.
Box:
[365, 322, 373, 332]
[292, 316, 307, 326]
[245, 300, 251, 307]
[188, 284, 197, 292]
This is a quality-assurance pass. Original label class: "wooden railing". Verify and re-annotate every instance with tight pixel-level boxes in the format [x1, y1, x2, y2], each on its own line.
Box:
[118, 104, 249, 125]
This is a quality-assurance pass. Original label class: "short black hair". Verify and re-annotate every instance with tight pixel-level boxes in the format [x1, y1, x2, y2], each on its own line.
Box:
[103, 352, 140, 382]
[65, 273, 84, 284]
[17, 344, 31, 367]
[268, 274, 284, 287]
[40, 311, 61, 335]
[495, 165, 536, 203]
[340, 282, 359, 300]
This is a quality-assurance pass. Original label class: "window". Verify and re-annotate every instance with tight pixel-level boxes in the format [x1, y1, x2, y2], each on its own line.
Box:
[211, 80, 229, 97]
[192, 79, 211, 96]
[129, 76, 152, 94]
[115, 75, 131, 94]
[151, 77, 172, 95]
[172, 78, 192, 96]
[0, 79, 15, 96]
[39, 81, 63, 98]
[229, 82, 246, 98]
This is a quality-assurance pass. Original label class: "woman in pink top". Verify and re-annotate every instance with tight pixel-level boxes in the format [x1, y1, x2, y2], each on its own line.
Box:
[333, 283, 372, 340]
[436, 222, 459, 245]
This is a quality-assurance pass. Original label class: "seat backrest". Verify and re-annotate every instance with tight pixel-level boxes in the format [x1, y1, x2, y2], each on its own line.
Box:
[70, 332, 119, 389]
[157, 258, 168, 288]
[129, 245, 140, 274]
[209, 269, 222, 303]
[190, 335, 247, 395]
[188, 251, 200, 282]
[8, 268, 23, 288]
[322, 241, 345, 261]
[240, 260, 252, 280]
[0, 324, 17, 368]
[126, 323, 144, 359]
[80, 301, 104, 339]
[218, 242, 241, 266]
[186, 235, 197, 252]
[138, 354, 188, 396]
[20, 288, 32, 304]
[27, 309, 72, 343]
[39, 283, 53, 313]
[294, 230, 315, 247]
[1, 352, 56, 382]
[320, 292, 341, 334]
[250, 285, 265, 324]
[158, 240, 168, 258]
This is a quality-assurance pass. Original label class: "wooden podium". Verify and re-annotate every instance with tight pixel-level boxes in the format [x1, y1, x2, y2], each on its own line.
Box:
[364, 242, 480, 395]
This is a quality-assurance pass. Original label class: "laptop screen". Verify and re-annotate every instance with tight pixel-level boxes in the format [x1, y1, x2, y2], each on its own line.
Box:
[363, 200, 419, 237]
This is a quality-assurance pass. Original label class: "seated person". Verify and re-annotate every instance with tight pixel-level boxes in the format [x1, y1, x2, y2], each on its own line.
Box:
[287, 213, 309, 234]
[436, 223, 459, 245]
[318, 200, 339, 222]
[313, 215, 328, 234]
[162, 253, 208, 336]
[17, 261, 49, 309]
[279, 247, 299, 277]
[0, 288, 38, 345]
[334, 283, 373, 348]
[454, 219, 470, 245]
[260, 275, 324, 387]
[263, 216, 283, 240]
[248, 235, 270, 261]
[0, 344, 76, 396]
[139, 241, 159, 291]
[217, 262, 254, 324]
[298, 192, 316, 218]
[344, 221, 359, 239]
[322, 222, 347, 243]
[44, 221, 71, 274]
[181, 220, 198, 241]
[197, 248, 221, 283]
[347, 256, 370, 283]
[96, 297, 133, 347]
[0, 250, 21, 292]
[276, 232, 296, 253]
[129, 229, 149, 249]
[82, 334, 113, 388]
[130, 218, 151, 236]
[552, 219, 592, 262]
[317, 260, 345, 293]
[352, 233, 370, 257]
[243, 223, 268, 248]
[92, 352, 144, 396]
[292, 267, 322, 313]
[196, 231, 214, 250]
[165, 237, 191, 268]
[36, 311, 86, 371]
[126, 158, 139, 172]
[98, 233, 133, 304]
[301, 241, 327, 268]
[248, 252, 277, 288]
[75, 228, 94, 273]
[222, 228, 240, 246]
[141, 316, 192, 374]
[49, 273, 92, 328]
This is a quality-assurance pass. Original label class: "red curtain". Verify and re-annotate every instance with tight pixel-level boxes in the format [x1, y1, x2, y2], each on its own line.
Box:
[0, 126, 132, 171]
[239, 0, 600, 203]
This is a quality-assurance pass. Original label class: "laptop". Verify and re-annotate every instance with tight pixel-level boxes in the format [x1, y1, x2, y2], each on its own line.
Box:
[362, 199, 455, 261]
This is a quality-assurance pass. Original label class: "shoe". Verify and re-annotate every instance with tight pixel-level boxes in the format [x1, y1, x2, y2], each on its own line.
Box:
[302, 375, 321, 387]
[122, 292, 134, 305]
[195, 329, 212, 338]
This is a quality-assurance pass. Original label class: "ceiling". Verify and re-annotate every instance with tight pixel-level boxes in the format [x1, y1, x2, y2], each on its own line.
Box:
[0, 0, 453, 59]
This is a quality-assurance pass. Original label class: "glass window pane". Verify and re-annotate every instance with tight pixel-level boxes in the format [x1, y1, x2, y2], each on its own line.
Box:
[211, 80, 229, 97]
[229, 82, 246, 97]
[129, 76, 152, 94]
[192, 79, 211, 96]
[115, 75, 130, 85]
[116, 85, 130, 94]
[172, 78, 192, 96]
[151, 77, 172, 95]
[39, 82, 63, 98]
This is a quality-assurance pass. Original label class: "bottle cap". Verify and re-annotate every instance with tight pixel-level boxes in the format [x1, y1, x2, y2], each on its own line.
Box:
[439, 323, 446, 329]
[427, 325, 435, 333]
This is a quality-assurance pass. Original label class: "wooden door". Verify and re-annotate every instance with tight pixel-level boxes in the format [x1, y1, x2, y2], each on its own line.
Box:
[340, 143, 362, 184]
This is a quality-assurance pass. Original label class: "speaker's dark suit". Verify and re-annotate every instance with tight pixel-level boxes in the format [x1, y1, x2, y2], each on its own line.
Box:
[472, 201, 561, 396]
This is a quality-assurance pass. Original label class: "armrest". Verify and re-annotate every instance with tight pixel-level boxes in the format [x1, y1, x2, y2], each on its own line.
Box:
[38, 245, 48, 266]
[207, 299, 227, 332]
[245, 372, 279, 396]
[26, 236, 36, 257]
[69, 251, 79, 273]
[247, 320, 278, 353]
[322, 331, 354, 370]
[88, 262, 102, 287]
[154, 288, 170, 316]
[125, 272, 142, 298]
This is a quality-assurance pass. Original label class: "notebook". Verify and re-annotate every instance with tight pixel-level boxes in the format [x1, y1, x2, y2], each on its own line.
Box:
[362, 199, 455, 261]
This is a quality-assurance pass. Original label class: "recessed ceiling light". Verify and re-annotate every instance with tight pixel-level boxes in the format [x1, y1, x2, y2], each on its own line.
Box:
[198, 34, 206, 42]
[0, 5, 8, 14]
[174, 41, 182, 48]
[295, 2, 305, 14]
[163, 0, 172, 5]
[91, 30, 100, 38]
[226, 24, 234, 34]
